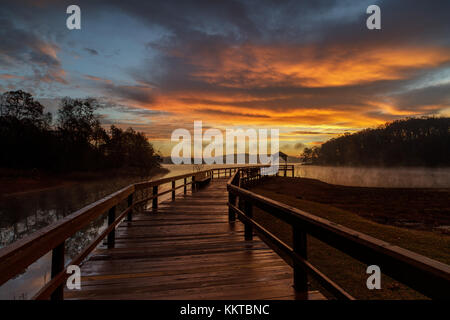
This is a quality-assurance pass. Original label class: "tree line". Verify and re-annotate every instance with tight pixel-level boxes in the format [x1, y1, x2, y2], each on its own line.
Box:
[0, 90, 161, 173]
[300, 117, 450, 167]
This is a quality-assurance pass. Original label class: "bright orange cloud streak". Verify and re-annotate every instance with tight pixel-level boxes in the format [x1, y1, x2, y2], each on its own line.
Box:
[190, 44, 450, 87]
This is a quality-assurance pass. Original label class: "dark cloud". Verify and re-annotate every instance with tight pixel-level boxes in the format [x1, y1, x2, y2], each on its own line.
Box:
[83, 75, 156, 104]
[293, 131, 339, 135]
[197, 108, 271, 118]
[390, 83, 450, 111]
[107, 104, 171, 117]
[0, 17, 66, 86]
[84, 48, 99, 55]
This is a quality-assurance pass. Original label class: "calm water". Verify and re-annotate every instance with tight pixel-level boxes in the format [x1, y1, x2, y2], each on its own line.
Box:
[1, 164, 449, 299]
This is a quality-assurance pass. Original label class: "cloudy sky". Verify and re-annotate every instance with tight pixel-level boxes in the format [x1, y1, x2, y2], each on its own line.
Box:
[1, 0, 449, 155]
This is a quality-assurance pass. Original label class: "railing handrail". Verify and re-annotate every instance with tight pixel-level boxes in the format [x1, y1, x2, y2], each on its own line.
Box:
[0, 185, 134, 286]
[227, 167, 450, 300]
[0, 164, 289, 299]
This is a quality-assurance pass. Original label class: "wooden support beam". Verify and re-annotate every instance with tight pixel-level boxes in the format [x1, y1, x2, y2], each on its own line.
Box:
[293, 227, 308, 292]
[152, 186, 158, 210]
[107, 206, 116, 249]
[127, 194, 133, 221]
[50, 242, 65, 300]
[244, 201, 253, 241]
[228, 193, 236, 222]
[172, 181, 176, 200]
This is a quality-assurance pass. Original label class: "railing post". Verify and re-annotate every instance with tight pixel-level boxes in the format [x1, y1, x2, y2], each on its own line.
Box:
[107, 206, 116, 248]
[244, 200, 253, 241]
[284, 166, 287, 177]
[152, 186, 158, 210]
[192, 176, 196, 193]
[51, 241, 65, 300]
[293, 227, 308, 292]
[228, 192, 236, 222]
[184, 178, 187, 194]
[127, 194, 133, 221]
[172, 180, 176, 200]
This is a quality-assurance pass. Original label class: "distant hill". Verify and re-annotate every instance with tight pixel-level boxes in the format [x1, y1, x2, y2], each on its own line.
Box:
[300, 117, 450, 167]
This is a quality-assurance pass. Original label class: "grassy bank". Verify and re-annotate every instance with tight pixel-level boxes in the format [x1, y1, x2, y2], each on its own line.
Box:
[249, 177, 450, 299]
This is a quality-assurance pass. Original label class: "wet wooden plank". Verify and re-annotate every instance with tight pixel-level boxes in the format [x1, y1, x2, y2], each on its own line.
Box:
[66, 180, 325, 300]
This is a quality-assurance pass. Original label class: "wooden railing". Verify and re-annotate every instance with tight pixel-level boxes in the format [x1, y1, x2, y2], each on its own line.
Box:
[0, 164, 289, 300]
[227, 167, 450, 300]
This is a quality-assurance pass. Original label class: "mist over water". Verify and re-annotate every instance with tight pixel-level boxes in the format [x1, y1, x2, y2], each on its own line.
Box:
[295, 165, 450, 188]
[166, 164, 450, 188]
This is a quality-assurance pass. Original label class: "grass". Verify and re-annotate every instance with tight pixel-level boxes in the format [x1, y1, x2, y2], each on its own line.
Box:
[249, 177, 450, 300]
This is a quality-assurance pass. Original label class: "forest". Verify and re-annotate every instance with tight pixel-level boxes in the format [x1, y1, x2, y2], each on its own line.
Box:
[0, 90, 161, 173]
[300, 117, 450, 167]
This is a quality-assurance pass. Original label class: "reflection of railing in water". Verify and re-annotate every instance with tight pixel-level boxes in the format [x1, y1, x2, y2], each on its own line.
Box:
[227, 167, 450, 300]
[0, 176, 149, 250]
[0, 164, 292, 300]
[0, 210, 107, 259]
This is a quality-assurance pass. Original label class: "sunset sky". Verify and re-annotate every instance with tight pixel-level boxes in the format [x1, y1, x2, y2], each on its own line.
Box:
[1, 0, 449, 156]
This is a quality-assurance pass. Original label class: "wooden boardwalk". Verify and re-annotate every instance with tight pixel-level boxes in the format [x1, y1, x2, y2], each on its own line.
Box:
[66, 179, 324, 300]
[2, 165, 447, 300]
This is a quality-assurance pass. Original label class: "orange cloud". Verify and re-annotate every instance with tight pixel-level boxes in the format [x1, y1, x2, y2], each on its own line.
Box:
[84, 75, 113, 85]
[183, 44, 450, 88]
[0, 74, 24, 80]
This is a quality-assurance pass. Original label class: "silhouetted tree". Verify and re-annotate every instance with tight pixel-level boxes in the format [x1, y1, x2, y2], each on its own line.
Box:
[105, 126, 159, 172]
[0, 90, 161, 174]
[57, 97, 104, 145]
[0, 90, 53, 169]
[0, 90, 52, 128]
[300, 117, 450, 167]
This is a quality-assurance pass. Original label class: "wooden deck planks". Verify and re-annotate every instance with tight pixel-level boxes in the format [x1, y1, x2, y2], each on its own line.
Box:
[66, 179, 325, 300]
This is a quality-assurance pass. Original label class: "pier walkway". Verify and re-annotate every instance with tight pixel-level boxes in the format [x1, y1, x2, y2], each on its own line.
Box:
[66, 179, 323, 300]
